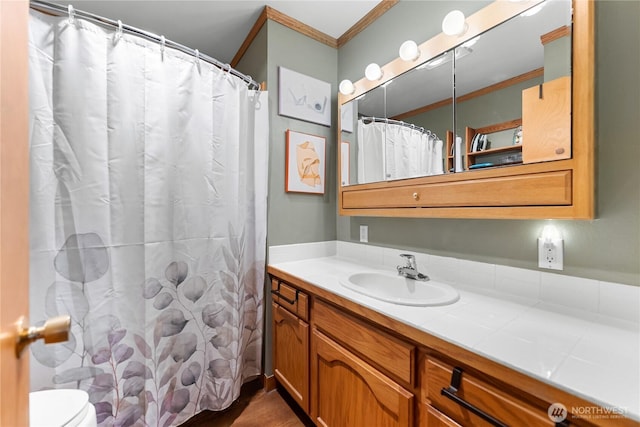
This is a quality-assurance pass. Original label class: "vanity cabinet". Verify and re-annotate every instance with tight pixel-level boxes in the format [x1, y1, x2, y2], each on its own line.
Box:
[268, 268, 637, 427]
[271, 279, 310, 413]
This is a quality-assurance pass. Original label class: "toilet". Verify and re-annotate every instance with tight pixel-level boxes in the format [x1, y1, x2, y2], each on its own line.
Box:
[30, 389, 97, 427]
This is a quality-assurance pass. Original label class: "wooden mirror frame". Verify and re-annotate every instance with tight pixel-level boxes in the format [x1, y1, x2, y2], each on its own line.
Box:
[337, 0, 594, 220]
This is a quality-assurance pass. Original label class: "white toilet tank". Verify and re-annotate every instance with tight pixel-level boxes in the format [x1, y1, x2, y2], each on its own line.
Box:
[30, 389, 97, 427]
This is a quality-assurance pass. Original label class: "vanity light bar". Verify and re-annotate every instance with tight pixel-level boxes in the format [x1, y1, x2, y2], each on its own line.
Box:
[337, 0, 545, 103]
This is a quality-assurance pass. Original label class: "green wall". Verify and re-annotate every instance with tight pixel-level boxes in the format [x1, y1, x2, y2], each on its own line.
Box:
[263, 21, 338, 246]
[236, 20, 339, 375]
[240, 20, 339, 247]
[236, 0, 639, 378]
[337, 0, 640, 286]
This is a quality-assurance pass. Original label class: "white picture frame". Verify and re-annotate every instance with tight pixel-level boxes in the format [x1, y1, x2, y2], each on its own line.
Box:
[285, 130, 326, 194]
[341, 101, 354, 133]
[279, 67, 331, 127]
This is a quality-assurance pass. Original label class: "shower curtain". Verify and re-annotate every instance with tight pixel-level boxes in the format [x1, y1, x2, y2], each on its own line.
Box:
[28, 9, 268, 427]
[357, 119, 444, 183]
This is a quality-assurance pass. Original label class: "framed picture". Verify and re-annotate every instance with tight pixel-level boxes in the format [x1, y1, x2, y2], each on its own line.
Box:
[340, 101, 354, 133]
[340, 141, 350, 186]
[285, 130, 326, 194]
[279, 67, 331, 127]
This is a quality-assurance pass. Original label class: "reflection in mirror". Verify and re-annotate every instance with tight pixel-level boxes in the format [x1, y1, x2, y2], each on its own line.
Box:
[341, 51, 453, 186]
[341, 0, 573, 187]
[454, 0, 572, 171]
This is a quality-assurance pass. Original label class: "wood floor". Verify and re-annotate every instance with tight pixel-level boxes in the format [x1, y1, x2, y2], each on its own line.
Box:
[180, 381, 314, 427]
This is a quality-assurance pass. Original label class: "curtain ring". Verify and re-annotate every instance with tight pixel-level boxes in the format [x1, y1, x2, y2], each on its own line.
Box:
[113, 20, 123, 45]
[67, 4, 75, 24]
[194, 49, 201, 73]
[160, 35, 166, 60]
[222, 63, 231, 81]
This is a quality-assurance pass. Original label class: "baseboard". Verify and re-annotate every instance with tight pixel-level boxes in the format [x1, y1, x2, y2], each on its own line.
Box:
[263, 373, 277, 392]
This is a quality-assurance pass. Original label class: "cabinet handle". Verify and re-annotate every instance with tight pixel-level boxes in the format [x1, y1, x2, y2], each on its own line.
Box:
[270, 283, 298, 305]
[440, 367, 508, 427]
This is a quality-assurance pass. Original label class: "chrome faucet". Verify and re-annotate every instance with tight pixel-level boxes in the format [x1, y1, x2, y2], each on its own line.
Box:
[397, 253, 429, 281]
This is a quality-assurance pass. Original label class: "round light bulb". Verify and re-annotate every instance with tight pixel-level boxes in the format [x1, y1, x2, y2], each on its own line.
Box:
[364, 63, 383, 81]
[339, 79, 355, 95]
[399, 40, 420, 62]
[442, 10, 468, 36]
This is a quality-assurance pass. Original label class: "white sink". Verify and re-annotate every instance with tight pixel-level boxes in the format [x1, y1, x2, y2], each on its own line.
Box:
[341, 272, 459, 306]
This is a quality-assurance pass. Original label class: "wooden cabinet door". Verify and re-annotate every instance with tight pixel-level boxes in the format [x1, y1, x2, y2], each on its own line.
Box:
[522, 76, 571, 163]
[273, 302, 309, 413]
[312, 330, 413, 427]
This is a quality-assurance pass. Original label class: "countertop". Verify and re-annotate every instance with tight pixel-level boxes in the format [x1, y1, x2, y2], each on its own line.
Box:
[269, 255, 640, 422]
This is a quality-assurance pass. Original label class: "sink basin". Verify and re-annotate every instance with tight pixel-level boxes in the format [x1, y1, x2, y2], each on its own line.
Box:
[340, 272, 459, 306]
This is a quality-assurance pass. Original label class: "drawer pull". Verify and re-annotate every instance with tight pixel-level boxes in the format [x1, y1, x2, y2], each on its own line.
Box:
[441, 367, 508, 427]
[271, 283, 298, 305]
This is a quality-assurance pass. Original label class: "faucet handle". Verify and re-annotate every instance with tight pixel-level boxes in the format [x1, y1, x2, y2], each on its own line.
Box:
[399, 253, 416, 267]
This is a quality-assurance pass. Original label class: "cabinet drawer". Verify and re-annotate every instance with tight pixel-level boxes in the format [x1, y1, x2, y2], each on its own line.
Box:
[314, 300, 414, 384]
[271, 279, 308, 321]
[342, 170, 572, 208]
[426, 358, 554, 426]
[426, 405, 462, 427]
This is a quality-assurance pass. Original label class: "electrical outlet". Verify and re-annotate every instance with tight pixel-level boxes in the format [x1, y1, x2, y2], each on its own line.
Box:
[359, 225, 368, 243]
[538, 237, 563, 270]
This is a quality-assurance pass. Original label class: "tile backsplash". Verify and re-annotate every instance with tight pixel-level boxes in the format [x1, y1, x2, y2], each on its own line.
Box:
[268, 240, 640, 325]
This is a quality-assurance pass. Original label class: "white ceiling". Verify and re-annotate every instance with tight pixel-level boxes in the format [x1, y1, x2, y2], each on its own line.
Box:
[51, 0, 382, 64]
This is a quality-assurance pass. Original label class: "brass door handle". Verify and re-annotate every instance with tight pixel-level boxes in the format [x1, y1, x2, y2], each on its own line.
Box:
[15, 315, 71, 358]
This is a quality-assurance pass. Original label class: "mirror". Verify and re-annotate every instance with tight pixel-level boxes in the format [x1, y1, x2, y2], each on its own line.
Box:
[455, 0, 571, 170]
[340, 0, 572, 186]
[341, 55, 454, 185]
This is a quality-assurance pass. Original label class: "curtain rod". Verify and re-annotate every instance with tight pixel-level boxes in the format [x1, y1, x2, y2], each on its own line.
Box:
[29, 0, 261, 90]
[360, 116, 438, 140]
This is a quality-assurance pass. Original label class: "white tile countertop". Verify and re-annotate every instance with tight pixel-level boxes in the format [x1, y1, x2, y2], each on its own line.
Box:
[268, 241, 640, 422]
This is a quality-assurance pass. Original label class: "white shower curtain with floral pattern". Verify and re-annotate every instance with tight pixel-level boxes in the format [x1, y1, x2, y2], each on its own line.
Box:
[28, 9, 268, 427]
